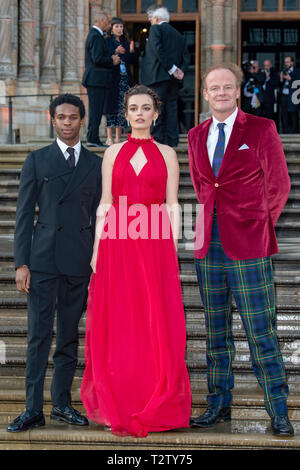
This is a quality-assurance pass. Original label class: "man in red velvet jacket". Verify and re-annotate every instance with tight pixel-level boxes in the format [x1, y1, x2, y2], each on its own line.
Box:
[188, 63, 293, 436]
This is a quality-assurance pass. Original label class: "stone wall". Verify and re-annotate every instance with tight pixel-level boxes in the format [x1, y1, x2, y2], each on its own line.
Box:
[0, 0, 116, 144]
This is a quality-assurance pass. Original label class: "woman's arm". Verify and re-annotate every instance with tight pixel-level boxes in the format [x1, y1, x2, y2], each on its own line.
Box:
[160, 145, 181, 251]
[90, 146, 116, 273]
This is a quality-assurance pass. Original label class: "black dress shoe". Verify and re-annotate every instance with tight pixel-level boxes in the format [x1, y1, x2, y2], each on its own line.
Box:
[271, 415, 294, 436]
[7, 410, 45, 433]
[86, 141, 108, 148]
[50, 405, 89, 426]
[190, 405, 231, 428]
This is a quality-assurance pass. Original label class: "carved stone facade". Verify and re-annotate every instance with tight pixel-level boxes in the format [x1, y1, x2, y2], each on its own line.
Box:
[0, 0, 237, 143]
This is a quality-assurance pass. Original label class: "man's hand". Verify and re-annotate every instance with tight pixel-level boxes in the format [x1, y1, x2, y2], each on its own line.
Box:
[16, 266, 31, 294]
[173, 68, 184, 80]
[112, 54, 121, 65]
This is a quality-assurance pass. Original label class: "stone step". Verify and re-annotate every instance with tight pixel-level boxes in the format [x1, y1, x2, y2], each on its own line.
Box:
[0, 220, 299, 238]
[0, 292, 299, 311]
[0, 386, 299, 424]
[0, 336, 299, 383]
[2, 207, 300, 227]
[0, 420, 299, 450]
[0, 152, 300, 171]
[3, 177, 300, 193]
[0, 281, 299, 309]
[1, 167, 300, 186]
[0, 308, 299, 341]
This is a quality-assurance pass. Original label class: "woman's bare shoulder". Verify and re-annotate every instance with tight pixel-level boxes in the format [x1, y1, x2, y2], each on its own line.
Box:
[154, 141, 178, 165]
[102, 141, 127, 165]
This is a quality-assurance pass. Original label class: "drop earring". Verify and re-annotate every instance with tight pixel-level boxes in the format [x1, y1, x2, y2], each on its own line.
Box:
[153, 119, 156, 127]
[127, 119, 130, 127]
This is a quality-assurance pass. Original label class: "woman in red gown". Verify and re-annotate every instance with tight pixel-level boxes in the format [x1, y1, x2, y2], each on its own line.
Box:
[81, 85, 191, 437]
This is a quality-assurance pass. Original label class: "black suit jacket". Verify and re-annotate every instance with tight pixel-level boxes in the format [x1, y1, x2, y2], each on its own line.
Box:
[263, 68, 280, 105]
[141, 22, 189, 87]
[279, 67, 300, 112]
[14, 142, 102, 276]
[82, 27, 113, 88]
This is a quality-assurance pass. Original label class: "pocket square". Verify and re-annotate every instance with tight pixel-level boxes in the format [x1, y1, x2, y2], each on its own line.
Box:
[238, 144, 250, 150]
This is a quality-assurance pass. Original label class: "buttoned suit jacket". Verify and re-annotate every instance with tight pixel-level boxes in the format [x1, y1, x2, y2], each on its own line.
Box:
[14, 141, 102, 276]
[188, 109, 290, 260]
[141, 22, 189, 87]
[82, 27, 113, 88]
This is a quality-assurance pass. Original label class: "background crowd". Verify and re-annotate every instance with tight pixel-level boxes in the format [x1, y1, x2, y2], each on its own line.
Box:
[242, 56, 300, 134]
[82, 5, 300, 144]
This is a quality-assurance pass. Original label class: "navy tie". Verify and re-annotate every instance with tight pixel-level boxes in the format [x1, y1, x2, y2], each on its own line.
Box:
[212, 123, 226, 177]
[66, 147, 75, 168]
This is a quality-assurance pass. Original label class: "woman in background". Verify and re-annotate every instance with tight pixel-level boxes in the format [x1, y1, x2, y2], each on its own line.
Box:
[105, 17, 137, 145]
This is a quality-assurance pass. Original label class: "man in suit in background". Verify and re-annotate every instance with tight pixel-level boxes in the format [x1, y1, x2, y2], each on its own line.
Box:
[188, 64, 293, 436]
[279, 56, 300, 133]
[141, 6, 189, 147]
[82, 11, 120, 147]
[262, 59, 280, 122]
[7, 94, 102, 432]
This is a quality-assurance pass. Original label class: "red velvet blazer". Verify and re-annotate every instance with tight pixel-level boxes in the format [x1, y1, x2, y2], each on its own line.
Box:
[188, 109, 291, 260]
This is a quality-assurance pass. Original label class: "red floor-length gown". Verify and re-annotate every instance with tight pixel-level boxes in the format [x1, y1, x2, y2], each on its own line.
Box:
[81, 135, 191, 437]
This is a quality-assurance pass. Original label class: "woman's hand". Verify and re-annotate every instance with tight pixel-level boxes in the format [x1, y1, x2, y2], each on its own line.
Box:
[115, 45, 125, 55]
[90, 251, 98, 274]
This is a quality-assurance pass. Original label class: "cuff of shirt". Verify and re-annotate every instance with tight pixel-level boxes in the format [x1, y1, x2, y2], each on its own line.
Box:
[168, 65, 178, 75]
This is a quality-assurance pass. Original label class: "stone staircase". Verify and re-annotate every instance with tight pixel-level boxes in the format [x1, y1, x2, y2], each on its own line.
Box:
[0, 136, 299, 449]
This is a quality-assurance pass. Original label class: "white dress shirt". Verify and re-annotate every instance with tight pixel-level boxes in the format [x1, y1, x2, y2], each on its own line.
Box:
[93, 25, 104, 36]
[56, 137, 81, 167]
[207, 107, 238, 166]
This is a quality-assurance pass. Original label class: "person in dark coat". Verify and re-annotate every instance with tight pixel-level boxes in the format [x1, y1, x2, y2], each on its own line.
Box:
[279, 56, 300, 133]
[242, 61, 265, 117]
[7, 94, 102, 433]
[141, 6, 189, 147]
[82, 11, 120, 147]
[105, 17, 137, 145]
[262, 59, 280, 122]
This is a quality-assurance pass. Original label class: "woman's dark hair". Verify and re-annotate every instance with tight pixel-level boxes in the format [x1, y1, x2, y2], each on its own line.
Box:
[106, 17, 129, 42]
[49, 93, 86, 119]
[123, 85, 161, 114]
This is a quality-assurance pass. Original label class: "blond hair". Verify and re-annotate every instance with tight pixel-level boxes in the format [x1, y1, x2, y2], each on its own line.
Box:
[202, 63, 243, 89]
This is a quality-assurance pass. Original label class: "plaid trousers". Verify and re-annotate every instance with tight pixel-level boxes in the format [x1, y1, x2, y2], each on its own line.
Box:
[195, 215, 289, 417]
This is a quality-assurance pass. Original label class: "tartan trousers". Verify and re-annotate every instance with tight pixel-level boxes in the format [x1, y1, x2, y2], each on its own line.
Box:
[195, 215, 289, 417]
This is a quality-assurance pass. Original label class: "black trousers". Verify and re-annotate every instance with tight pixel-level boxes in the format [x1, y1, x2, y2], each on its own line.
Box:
[25, 271, 90, 414]
[280, 94, 299, 133]
[149, 80, 180, 147]
[86, 86, 106, 144]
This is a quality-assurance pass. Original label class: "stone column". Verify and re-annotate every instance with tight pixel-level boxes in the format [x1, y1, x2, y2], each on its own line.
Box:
[18, 0, 35, 81]
[40, 0, 57, 82]
[210, 0, 226, 65]
[0, 0, 13, 79]
[62, 0, 78, 82]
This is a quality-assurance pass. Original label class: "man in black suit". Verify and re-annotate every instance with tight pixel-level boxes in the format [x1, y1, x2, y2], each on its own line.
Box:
[279, 56, 300, 133]
[82, 11, 120, 147]
[7, 94, 102, 432]
[141, 6, 189, 147]
[262, 59, 280, 122]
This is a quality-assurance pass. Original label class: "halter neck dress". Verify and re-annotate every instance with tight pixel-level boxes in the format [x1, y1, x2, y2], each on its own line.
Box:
[81, 135, 191, 437]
